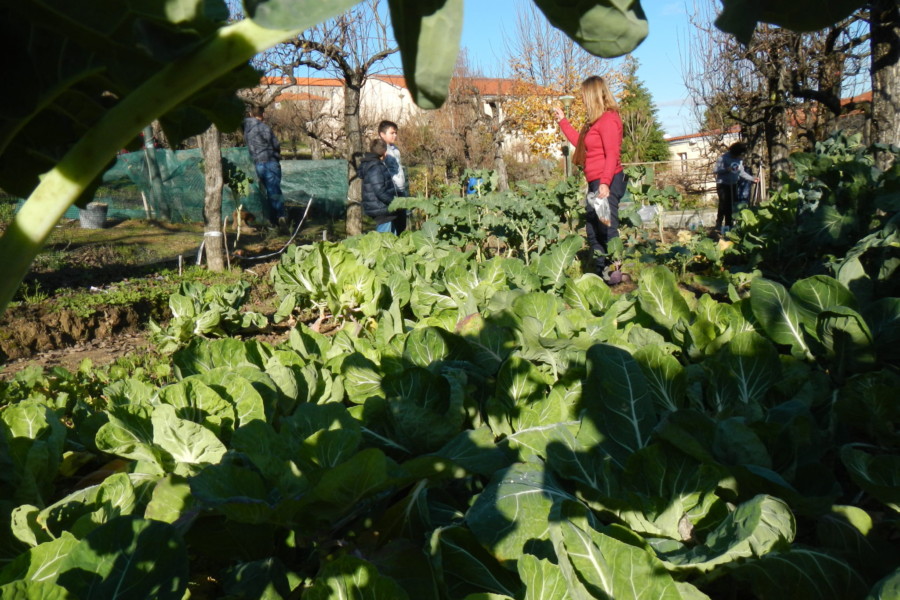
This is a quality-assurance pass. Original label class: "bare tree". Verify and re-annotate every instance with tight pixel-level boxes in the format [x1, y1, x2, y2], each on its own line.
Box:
[871, 0, 900, 169]
[502, 2, 622, 159]
[256, 0, 398, 236]
[402, 54, 498, 192]
[684, 0, 871, 180]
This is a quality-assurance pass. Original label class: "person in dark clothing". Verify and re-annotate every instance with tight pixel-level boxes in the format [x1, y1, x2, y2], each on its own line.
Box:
[358, 138, 403, 234]
[714, 142, 758, 234]
[243, 105, 285, 227]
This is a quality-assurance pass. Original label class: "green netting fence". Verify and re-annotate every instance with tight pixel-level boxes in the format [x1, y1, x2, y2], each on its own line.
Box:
[10, 148, 349, 222]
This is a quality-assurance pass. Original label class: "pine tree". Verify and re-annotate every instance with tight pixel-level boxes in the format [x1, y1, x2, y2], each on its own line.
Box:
[619, 57, 670, 163]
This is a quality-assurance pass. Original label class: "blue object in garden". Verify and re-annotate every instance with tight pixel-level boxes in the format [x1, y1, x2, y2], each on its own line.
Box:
[466, 177, 483, 195]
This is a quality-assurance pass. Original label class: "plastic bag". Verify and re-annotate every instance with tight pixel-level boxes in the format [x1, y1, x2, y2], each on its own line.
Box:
[637, 204, 658, 224]
[586, 190, 611, 226]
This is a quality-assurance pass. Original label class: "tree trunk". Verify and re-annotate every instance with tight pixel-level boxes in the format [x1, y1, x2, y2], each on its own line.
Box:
[344, 81, 364, 236]
[871, 0, 900, 170]
[766, 65, 792, 177]
[200, 124, 226, 272]
[142, 124, 165, 220]
[494, 140, 509, 192]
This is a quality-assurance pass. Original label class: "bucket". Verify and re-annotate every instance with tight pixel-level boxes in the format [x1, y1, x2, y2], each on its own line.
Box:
[79, 202, 108, 229]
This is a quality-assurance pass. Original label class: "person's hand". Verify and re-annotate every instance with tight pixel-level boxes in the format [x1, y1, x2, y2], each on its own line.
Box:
[753, 177, 759, 183]
[553, 106, 565, 121]
[598, 183, 610, 198]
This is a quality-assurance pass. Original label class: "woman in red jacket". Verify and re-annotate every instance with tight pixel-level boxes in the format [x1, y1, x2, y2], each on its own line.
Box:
[554, 76, 625, 282]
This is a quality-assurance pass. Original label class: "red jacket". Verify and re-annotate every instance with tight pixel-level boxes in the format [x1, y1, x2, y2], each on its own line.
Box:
[559, 111, 623, 185]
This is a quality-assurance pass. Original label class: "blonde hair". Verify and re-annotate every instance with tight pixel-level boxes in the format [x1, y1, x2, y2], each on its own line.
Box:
[581, 76, 618, 121]
[573, 76, 618, 167]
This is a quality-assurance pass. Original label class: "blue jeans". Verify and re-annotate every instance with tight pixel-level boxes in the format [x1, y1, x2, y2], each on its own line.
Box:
[255, 161, 285, 223]
[375, 221, 396, 234]
[585, 172, 626, 273]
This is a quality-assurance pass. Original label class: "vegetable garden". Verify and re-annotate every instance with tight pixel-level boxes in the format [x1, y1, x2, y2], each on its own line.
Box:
[1, 136, 899, 599]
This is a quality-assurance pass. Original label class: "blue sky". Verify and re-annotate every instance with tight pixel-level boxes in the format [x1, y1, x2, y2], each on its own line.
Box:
[459, 0, 697, 137]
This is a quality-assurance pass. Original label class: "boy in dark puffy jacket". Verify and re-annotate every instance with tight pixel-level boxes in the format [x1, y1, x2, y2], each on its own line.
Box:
[357, 138, 404, 234]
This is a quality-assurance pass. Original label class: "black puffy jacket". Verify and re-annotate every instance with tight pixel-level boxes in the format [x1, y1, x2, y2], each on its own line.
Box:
[357, 153, 397, 224]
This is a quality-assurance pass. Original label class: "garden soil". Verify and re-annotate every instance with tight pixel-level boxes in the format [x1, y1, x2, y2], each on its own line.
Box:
[0, 282, 291, 378]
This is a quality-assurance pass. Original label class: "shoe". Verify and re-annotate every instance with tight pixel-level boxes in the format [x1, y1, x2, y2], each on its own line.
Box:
[277, 216, 289, 233]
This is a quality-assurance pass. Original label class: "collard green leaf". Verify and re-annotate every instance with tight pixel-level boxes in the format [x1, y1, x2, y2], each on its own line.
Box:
[495, 356, 553, 410]
[457, 313, 517, 376]
[173, 337, 270, 376]
[158, 377, 235, 438]
[564, 273, 613, 314]
[863, 298, 900, 365]
[309, 448, 395, 517]
[714, 331, 781, 409]
[431, 427, 514, 477]
[0, 580, 75, 599]
[367, 539, 440, 600]
[94, 404, 167, 474]
[533, 0, 648, 57]
[715, 0, 864, 43]
[200, 370, 268, 428]
[0, 532, 79, 588]
[144, 475, 193, 524]
[343, 352, 385, 404]
[655, 495, 795, 572]
[552, 519, 686, 600]
[790, 275, 857, 320]
[867, 569, 900, 600]
[512, 292, 564, 338]
[429, 527, 521, 598]
[57, 516, 188, 600]
[817, 505, 899, 582]
[579, 443, 727, 541]
[220, 558, 292, 600]
[816, 307, 876, 374]
[387, 0, 463, 109]
[282, 402, 362, 469]
[712, 418, 772, 468]
[68, 473, 139, 537]
[633, 344, 686, 412]
[10, 505, 46, 549]
[383, 366, 467, 454]
[731, 547, 868, 600]
[151, 404, 227, 472]
[517, 554, 568, 600]
[840, 446, 900, 512]
[403, 326, 471, 367]
[750, 278, 811, 358]
[0, 401, 67, 506]
[0, 0, 257, 198]
[304, 555, 409, 600]
[584, 344, 656, 466]
[467, 461, 579, 563]
[533, 235, 582, 290]
[835, 371, 900, 448]
[190, 456, 277, 524]
[637, 265, 692, 330]
[506, 421, 583, 467]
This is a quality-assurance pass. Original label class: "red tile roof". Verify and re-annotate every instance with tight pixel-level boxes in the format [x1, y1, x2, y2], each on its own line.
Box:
[666, 126, 741, 143]
[259, 75, 550, 96]
[274, 92, 329, 102]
